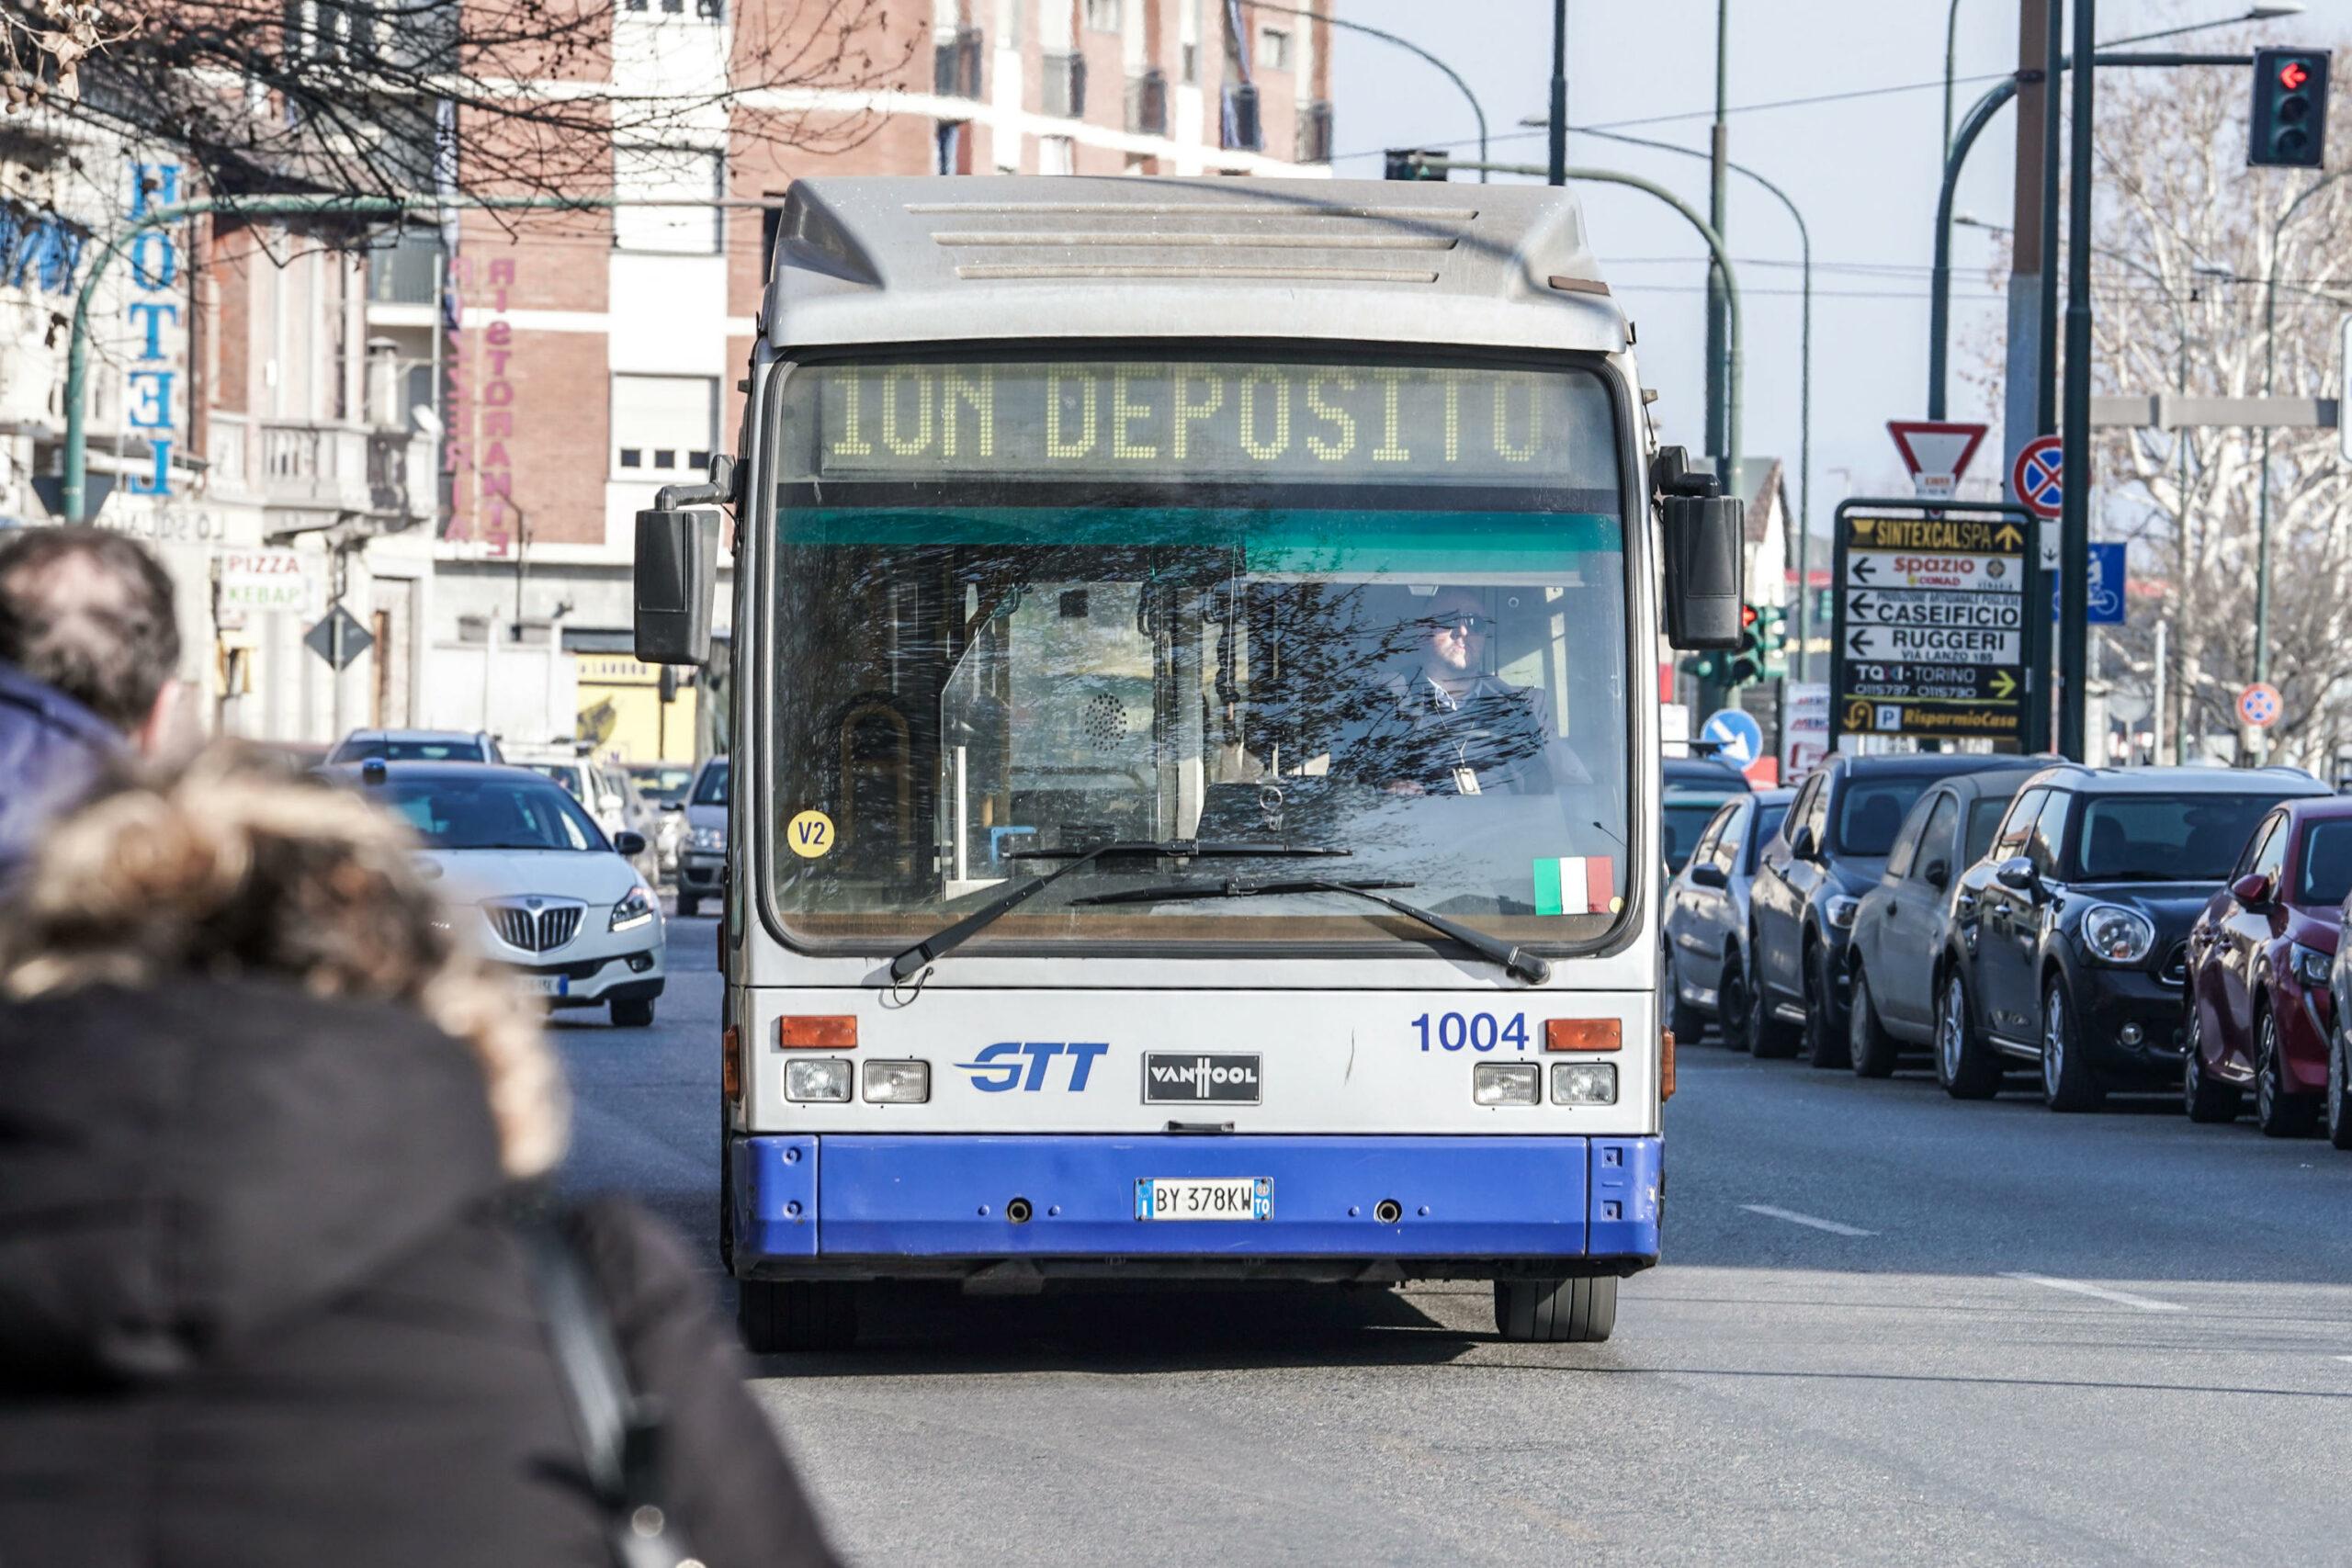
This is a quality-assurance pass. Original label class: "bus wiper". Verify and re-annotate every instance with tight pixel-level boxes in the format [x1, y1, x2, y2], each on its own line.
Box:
[1076, 876, 1551, 985]
[884, 840, 1351, 982]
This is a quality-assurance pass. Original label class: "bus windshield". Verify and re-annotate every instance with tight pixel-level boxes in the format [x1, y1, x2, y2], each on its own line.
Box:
[763, 353, 1630, 953]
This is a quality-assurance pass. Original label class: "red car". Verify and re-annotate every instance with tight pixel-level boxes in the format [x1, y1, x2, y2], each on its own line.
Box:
[2182, 795, 2352, 1134]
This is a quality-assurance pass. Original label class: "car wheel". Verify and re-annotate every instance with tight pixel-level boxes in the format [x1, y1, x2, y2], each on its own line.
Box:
[1665, 946, 1704, 1043]
[1747, 936, 1804, 1060]
[1719, 957, 1753, 1054]
[2181, 1008, 2243, 1124]
[738, 1279, 858, 1354]
[1803, 941, 1852, 1070]
[676, 893, 700, 919]
[2327, 1021, 2352, 1152]
[2040, 980, 2104, 1112]
[1849, 966, 1900, 1078]
[2253, 1007, 2317, 1138]
[611, 996, 656, 1028]
[1938, 970, 2002, 1100]
[1494, 1275, 1617, 1343]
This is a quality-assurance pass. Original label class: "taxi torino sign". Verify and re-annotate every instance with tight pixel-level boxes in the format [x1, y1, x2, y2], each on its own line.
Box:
[1830, 499, 2041, 745]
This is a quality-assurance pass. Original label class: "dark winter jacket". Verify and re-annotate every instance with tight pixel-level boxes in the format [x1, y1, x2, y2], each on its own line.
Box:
[0, 659, 124, 883]
[0, 977, 841, 1568]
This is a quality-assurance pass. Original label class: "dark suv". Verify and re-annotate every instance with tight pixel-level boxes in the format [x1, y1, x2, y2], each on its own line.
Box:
[1937, 765, 2330, 1111]
[1747, 752, 2046, 1066]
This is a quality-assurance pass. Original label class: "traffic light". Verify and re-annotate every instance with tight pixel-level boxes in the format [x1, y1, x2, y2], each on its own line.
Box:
[1679, 649, 1730, 685]
[1727, 603, 1767, 685]
[1384, 148, 1450, 181]
[1754, 604, 1788, 679]
[2250, 47, 2330, 168]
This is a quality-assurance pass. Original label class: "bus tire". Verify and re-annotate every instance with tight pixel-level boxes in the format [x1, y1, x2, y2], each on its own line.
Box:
[1494, 1274, 1616, 1343]
[738, 1279, 857, 1354]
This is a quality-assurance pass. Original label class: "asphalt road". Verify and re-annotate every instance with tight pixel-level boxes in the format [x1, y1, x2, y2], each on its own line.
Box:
[558, 909, 2352, 1565]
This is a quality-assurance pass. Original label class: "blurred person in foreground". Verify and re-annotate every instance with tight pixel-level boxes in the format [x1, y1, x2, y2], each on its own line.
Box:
[0, 526, 186, 879]
[0, 748, 841, 1568]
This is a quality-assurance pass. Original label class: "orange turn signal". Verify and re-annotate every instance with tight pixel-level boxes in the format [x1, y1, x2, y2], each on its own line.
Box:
[1544, 1018, 1622, 1052]
[776, 1015, 857, 1049]
[1660, 1030, 1676, 1100]
[721, 1026, 742, 1100]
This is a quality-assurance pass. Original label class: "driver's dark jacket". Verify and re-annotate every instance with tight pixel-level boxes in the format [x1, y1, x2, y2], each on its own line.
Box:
[1342, 669, 1571, 795]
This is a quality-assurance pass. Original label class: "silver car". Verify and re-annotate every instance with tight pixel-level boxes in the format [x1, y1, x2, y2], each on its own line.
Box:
[677, 755, 729, 918]
[1662, 788, 1794, 1047]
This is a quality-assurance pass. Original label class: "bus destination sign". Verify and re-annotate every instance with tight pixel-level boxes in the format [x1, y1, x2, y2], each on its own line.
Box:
[787, 361, 1608, 487]
[1831, 507, 2038, 743]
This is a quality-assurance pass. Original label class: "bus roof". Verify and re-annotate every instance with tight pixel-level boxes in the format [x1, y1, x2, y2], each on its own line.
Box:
[763, 176, 1628, 358]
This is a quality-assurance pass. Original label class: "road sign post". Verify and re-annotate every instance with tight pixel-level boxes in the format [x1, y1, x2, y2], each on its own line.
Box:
[1831, 498, 2041, 750]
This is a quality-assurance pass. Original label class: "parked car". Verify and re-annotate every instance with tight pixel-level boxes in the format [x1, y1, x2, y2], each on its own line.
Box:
[1844, 768, 2039, 1077]
[628, 762, 697, 877]
[327, 728, 504, 764]
[677, 755, 729, 918]
[1662, 787, 1793, 1045]
[1663, 754, 1753, 875]
[2182, 795, 2352, 1134]
[1748, 752, 2047, 1066]
[332, 761, 666, 1025]
[1938, 764, 2328, 1111]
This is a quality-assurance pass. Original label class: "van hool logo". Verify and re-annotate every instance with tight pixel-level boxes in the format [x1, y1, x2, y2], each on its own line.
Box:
[1143, 1053, 1261, 1104]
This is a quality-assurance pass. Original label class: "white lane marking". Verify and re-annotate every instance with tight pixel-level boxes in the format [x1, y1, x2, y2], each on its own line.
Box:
[1739, 1203, 1876, 1237]
[2002, 1271, 2185, 1313]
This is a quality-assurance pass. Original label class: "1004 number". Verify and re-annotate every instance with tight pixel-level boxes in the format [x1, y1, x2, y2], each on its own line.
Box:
[1410, 1012, 1531, 1052]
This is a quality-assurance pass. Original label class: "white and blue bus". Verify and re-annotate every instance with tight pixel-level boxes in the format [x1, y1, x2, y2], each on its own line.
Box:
[633, 176, 1744, 1348]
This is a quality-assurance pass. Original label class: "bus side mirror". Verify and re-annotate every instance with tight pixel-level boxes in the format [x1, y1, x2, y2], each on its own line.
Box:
[635, 506, 720, 666]
[1660, 493, 1746, 649]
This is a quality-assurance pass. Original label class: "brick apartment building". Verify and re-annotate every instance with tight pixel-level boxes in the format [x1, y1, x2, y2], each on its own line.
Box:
[381, 0, 1336, 761]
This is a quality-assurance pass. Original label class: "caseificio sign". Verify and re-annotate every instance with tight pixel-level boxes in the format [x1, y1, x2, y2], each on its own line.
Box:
[1831, 502, 2040, 743]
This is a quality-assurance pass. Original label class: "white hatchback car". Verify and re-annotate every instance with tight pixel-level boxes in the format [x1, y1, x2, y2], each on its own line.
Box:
[339, 761, 667, 1025]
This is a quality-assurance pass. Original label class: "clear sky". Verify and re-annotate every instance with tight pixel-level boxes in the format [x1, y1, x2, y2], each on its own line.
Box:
[1326, 0, 2345, 542]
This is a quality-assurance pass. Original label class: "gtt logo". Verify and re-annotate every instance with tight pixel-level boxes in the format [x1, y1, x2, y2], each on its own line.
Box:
[956, 1042, 1109, 1092]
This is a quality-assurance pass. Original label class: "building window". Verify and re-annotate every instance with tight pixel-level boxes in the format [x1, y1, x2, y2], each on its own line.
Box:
[1042, 50, 1086, 118]
[613, 376, 718, 479]
[621, 0, 724, 18]
[1259, 27, 1291, 71]
[1083, 0, 1121, 31]
[1039, 135, 1076, 176]
[1181, 40, 1197, 84]
[613, 145, 723, 254]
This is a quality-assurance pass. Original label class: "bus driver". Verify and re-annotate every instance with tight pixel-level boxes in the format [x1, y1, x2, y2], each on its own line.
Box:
[1357, 586, 1578, 797]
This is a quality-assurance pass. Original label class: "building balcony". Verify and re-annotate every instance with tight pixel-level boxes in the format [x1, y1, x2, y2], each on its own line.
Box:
[211, 412, 435, 525]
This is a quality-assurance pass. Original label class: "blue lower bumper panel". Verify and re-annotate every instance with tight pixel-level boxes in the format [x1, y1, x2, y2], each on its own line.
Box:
[732, 1133, 1661, 1267]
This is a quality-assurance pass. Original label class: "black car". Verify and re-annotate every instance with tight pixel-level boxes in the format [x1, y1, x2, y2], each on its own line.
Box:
[1936, 764, 2330, 1111]
[1747, 751, 2048, 1066]
[1843, 768, 2039, 1077]
[1663, 754, 1753, 875]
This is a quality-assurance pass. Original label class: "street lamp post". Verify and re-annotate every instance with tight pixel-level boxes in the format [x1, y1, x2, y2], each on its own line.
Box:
[1253, 1, 1490, 180]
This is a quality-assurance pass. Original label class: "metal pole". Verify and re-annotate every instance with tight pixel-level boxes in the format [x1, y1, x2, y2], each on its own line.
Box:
[1929, 77, 2018, 419]
[1944, 0, 1966, 154]
[1256, 2, 1491, 180]
[1548, 0, 1568, 185]
[1704, 0, 1731, 468]
[2153, 616, 2166, 765]
[2058, 0, 2095, 761]
[2038, 0, 2064, 435]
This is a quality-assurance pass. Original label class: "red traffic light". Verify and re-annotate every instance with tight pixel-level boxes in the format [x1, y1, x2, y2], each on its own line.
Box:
[1740, 603, 1758, 629]
[2280, 60, 2311, 91]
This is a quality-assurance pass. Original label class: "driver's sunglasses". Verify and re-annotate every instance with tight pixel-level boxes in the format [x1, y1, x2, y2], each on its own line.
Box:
[1421, 612, 1495, 636]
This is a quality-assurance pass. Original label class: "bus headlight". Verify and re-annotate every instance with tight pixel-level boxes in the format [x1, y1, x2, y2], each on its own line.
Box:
[1472, 1063, 1541, 1106]
[1550, 1061, 1618, 1106]
[863, 1060, 931, 1103]
[785, 1059, 853, 1102]
[2082, 904, 2154, 964]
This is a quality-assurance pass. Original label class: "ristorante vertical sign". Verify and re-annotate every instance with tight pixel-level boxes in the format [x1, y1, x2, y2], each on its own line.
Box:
[124, 161, 184, 497]
[442, 251, 517, 555]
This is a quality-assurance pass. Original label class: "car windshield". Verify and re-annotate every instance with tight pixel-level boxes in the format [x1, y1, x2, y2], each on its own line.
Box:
[631, 765, 695, 805]
[765, 353, 1630, 953]
[1836, 777, 1933, 857]
[1965, 796, 2010, 865]
[2074, 793, 2300, 882]
[336, 737, 485, 763]
[521, 762, 587, 799]
[694, 760, 730, 807]
[2296, 819, 2352, 905]
[374, 775, 609, 852]
[1664, 795, 1740, 873]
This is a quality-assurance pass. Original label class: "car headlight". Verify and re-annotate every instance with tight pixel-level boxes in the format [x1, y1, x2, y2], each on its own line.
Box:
[690, 825, 727, 852]
[2081, 904, 2155, 964]
[2292, 942, 2333, 989]
[609, 884, 659, 932]
[1825, 895, 1860, 931]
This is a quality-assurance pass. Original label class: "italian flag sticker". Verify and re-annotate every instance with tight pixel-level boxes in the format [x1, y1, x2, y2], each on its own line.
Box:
[1532, 856, 1616, 916]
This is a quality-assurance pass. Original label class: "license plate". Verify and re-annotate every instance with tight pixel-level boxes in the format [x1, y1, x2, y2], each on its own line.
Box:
[526, 975, 569, 997]
[1134, 1178, 1272, 1222]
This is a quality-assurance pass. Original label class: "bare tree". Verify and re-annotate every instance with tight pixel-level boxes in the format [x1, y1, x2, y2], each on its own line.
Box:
[1, 0, 918, 199]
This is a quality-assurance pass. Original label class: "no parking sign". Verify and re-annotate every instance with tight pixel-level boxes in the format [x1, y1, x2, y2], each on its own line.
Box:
[2237, 682, 2283, 729]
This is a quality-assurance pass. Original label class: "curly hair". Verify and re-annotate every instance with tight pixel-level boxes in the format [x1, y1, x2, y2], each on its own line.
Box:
[0, 745, 567, 1178]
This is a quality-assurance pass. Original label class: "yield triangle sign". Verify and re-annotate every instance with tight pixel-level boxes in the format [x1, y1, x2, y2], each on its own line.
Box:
[1886, 420, 1988, 498]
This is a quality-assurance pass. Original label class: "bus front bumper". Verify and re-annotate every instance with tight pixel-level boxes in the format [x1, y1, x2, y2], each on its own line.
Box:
[729, 1134, 1660, 1282]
